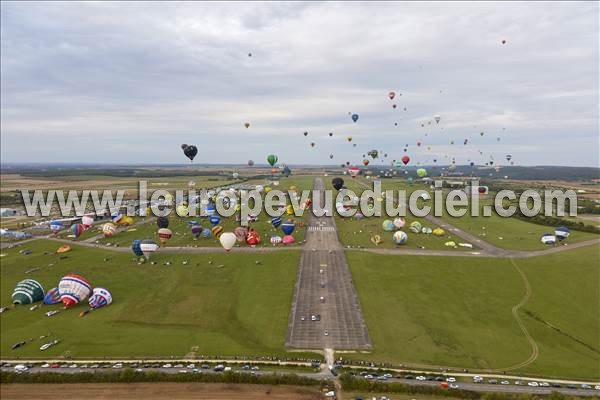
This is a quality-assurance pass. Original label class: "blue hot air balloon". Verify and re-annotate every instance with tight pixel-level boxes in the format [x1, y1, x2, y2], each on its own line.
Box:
[131, 240, 144, 257]
[49, 220, 64, 234]
[44, 287, 62, 305]
[201, 228, 212, 238]
[209, 214, 221, 226]
[281, 220, 295, 235]
[206, 203, 216, 216]
[351, 113, 359, 123]
[271, 216, 282, 228]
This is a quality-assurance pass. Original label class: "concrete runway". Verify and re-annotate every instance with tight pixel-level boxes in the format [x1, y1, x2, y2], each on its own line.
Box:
[285, 178, 371, 350]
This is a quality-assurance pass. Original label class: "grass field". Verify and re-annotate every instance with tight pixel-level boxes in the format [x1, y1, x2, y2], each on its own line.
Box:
[0, 240, 304, 359]
[335, 176, 598, 250]
[345, 245, 599, 380]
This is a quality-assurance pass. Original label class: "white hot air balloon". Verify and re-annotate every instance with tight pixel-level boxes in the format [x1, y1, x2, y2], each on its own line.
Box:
[140, 240, 159, 260]
[219, 232, 237, 251]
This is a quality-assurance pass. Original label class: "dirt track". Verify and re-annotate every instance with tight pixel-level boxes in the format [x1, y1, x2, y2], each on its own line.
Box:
[0, 383, 323, 400]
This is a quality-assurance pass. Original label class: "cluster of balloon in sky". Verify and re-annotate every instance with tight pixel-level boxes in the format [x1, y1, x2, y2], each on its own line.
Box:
[176, 39, 515, 179]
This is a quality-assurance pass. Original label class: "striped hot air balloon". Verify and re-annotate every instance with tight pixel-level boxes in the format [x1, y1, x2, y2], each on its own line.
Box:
[111, 212, 123, 224]
[201, 228, 212, 238]
[281, 220, 295, 235]
[209, 214, 221, 226]
[409, 221, 422, 233]
[12, 279, 45, 305]
[102, 223, 117, 237]
[44, 287, 61, 305]
[271, 216, 282, 228]
[212, 225, 224, 238]
[157, 228, 173, 243]
[140, 240, 159, 260]
[88, 287, 112, 309]
[270, 235, 282, 245]
[71, 223, 84, 238]
[58, 274, 92, 308]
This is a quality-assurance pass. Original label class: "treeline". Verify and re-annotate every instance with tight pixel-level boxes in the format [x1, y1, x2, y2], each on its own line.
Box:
[514, 211, 600, 234]
[1, 369, 323, 387]
[340, 374, 579, 400]
[13, 169, 243, 178]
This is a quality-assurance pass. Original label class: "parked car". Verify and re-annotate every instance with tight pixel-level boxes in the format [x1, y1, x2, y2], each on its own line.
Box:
[416, 376, 426, 381]
[528, 381, 539, 387]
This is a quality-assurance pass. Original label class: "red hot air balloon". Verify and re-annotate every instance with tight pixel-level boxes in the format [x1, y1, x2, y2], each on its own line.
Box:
[401, 156, 410, 165]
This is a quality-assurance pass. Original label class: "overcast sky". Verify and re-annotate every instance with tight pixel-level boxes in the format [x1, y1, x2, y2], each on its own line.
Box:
[1, 1, 598, 166]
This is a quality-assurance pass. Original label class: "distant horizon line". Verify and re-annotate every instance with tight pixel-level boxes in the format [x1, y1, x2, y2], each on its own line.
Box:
[1, 162, 599, 169]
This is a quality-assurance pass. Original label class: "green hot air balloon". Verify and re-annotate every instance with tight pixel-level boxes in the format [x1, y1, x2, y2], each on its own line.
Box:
[416, 168, 427, 178]
[12, 279, 45, 305]
[267, 154, 278, 166]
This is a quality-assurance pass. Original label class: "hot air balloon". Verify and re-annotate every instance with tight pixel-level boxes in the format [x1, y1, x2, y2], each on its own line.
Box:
[409, 221, 422, 233]
[58, 274, 92, 308]
[310, 142, 315, 148]
[157, 216, 169, 229]
[118, 216, 134, 226]
[506, 154, 512, 162]
[540, 233, 556, 245]
[12, 279, 44, 305]
[219, 232, 237, 251]
[267, 154, 278, 166]
[351, 114, 359, 123]
[244, 122, 250, 128]
[332, 177, 344, 190]
[282, 235, 295, 245]
[416, 168, 427, 178]
[111, 212, 123, 224]
[392, 231, 408, 245]
[434, 115, 441, 124]
[183, 145, 198, 162]
[401, 156, 410, 165]
[502, 39, 506, 44]
[245, 228, 261, 246]
[234, 226, 249, 242]
[281, 220, 295, 235]
[555, 226, 570, 240]
[388, 91, 396, 100]
[329, 132, 333, 137]
[49, 220, 64, 234]
[209, 214, 221, 226]
[191, 225, 203, 238]
[382, 220, 395, 231]
[393, 217, 405, 229]
[81, 215, 94, 229]
[348, 166, 360, 178]
[368, 149, 379, 159]
[270, 235, 282, 245]
[201, 228, 212, 238]
[88, 287, 112, 309]
[433, 227, 445, 236]
[247, 159, 255, 166]
[140, 240, 159, 259]
[44, 287, 61, 305]
[102, 223, 117, 237]
[212, 225, 224, 238]
[329, 153, 334, 159]
[303, 131, 308, 136]
[157, 228, 172, 243]
[71, 223, 84, 238]
[132, 240, 144, 257]
[362, 159, 370, 166]
[271, 216, 282, 228]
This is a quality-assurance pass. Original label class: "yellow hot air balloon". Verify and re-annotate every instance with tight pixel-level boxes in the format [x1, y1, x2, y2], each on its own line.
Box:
[176, 204, 189, 217]
[286, 205, 294, 215]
